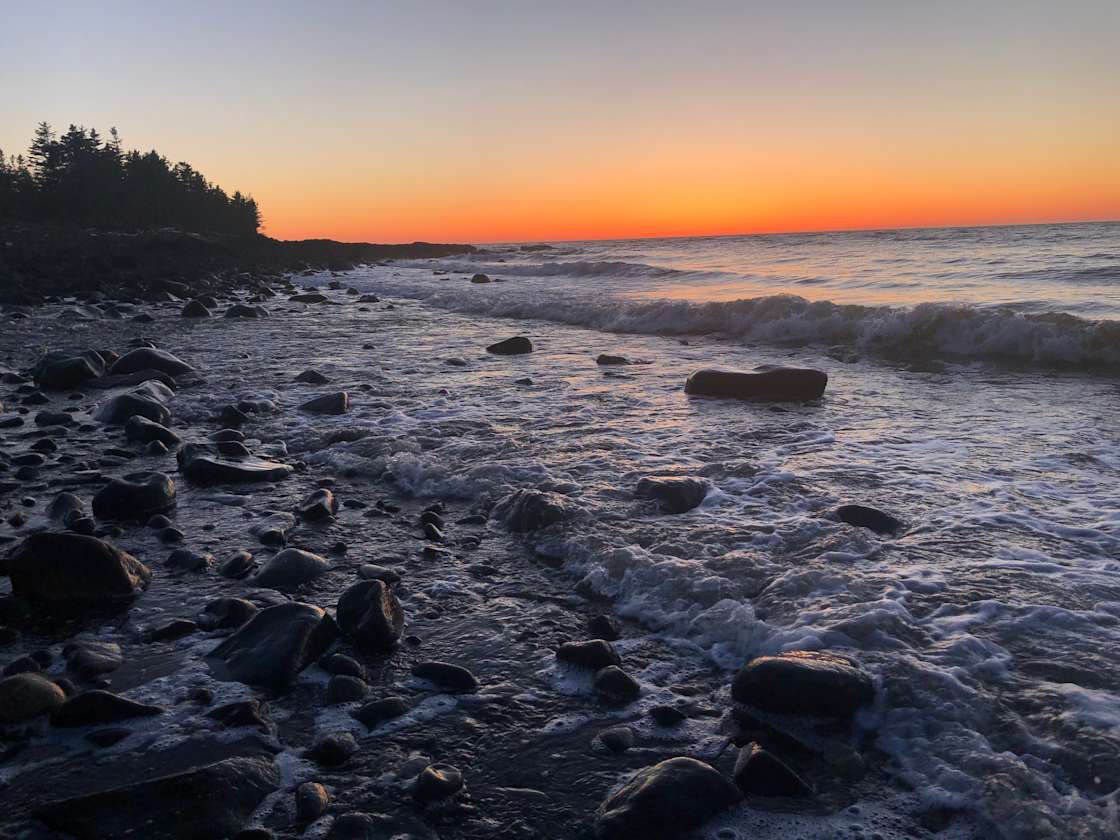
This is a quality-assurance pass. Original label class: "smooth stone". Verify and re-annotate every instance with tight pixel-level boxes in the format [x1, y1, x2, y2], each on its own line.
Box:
[684, 367, 828, 402]
[109, 348, 194, 377]
[124, 415, 181, 447]
[35, 410, 74, 426]
[635, 476, 711, 514]
[0, 673, 66, 723]
[296, 369, 331, 384]
[225, 303, 268, 317]
[86, 727, 131, 747]
[33, 756, 279, 840]
[470, 273, 491, 283]
[251, 548, 330, 590]
[219, 549, 256, 578]
[33, 350, 105, 390]
[208, 602, 339, 690]
[290, 292, 328, 303]
[92, 471, 176, 520]
[52, 690, 163, 726]
[7, 532, 150, 601]
[320, 654, 366, 680]
[64, 641, 123, 679]
[593, 666, 641, 703]
[588, 615, 621, 641]
[732, 742, 812, 796]
[594, 757, 742, 840]
[166, 548, 214, 572]
[491, 488, 583, 532]
[648, 705, 687, 726]
[3, 655, 42, 676]
[358, 564, 401, 585]
[182, 299, 212, 317]
[307, 731, 358, 766]
[327, 674, 368, 704]
[597, 725, 634, 753]
[731, 650, 874, 718]
[177, 442, 293, 485]
[299, 487, 338, 520]
[557, 639, 621, 671]
[411, 661, 479, 693]
[47, 491, 84, 522]
[206, 699, 270, 729]
[197, 597, 259, 631]
[250, 512, 297, 546]
[147, 618, 198, 642]
[300, 391, 350, 415]
[835, 503, 903, 535]
[296, 781, 330, 823]
[414, 763, 463, 803]
[94, 390, 171, 426]
[596, 354, 630, 365]
[336, 579, 404, 651]
[352, 696, 410, 728]
[486, 336, 532, 355]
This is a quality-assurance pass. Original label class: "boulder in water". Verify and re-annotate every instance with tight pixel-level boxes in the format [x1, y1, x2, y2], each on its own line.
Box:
[731, 650, 873, 718]
[295, 369, 331, 384]
[732, 743, 812, 796]
[225, 303, 268, 318]
[251, 548, 330, 590]
[94, 389, 171, 426]
[470, 273, 491, 284]
[33, 350, 106, 390]
[491, 488, 583, 532]
[299, 488, 338, 521]
[635, 476, 710, 513]
[0, 673, 66, 723]
[595, 757, 741, 840]
[208, 602, 339, 690]
[92, 472, 176, 520]
[124, 415, 181, 447]
[835, 503, 902, 535]
[177, 442, 293, 485]
[290, 292, 328, 303]
[300, 392, 350, 415]
[486, 336, 533, 355]
[684, 367, 828, 402]
[336, 579, 404, 651]
[557, 639, 621, 670]
[6, 532, 151, 601]
[109, 348, 194, 377]
[181, 299, 212, 317]
[411, 661, 479, 693]
[52, 690, 163, 726]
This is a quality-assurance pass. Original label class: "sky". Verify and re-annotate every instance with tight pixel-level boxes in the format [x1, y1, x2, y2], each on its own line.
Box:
[2, 1, 1118, 243]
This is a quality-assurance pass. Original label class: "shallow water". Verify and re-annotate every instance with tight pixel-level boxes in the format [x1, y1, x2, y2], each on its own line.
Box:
[2, 222, 1119, 838]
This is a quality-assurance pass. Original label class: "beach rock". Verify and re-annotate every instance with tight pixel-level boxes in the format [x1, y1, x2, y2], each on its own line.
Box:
[36, 409, 74, 426]
[6, 532, 151, 601]
[52, 690, 163, 726]
[327, 674, 368, 703]
[648, 705, 687, 726]
[251, 548, 330, 590]
[594, 666, 641, 703]
[411, 661, 479, 693]
[208, 602, 339, 690]
[182, 299, 212, 317]
[491, 488, 583, 532]
[589, 615, 621, 641]
[296, 369, 331, 384]
[64, 641, 123, 679]
[33, 755, 279, 840]
[177, 442, 293, 485]
[166, 548, 214, 572]
[300, 391, 350, 415]
[147, 619, 198, 642]
[635, 476, 710, 514]
[47, 491, 84, 523]
[299, 488, 338, 520]
[110, 348, 194, 378]
[86, 727, 131, 747]
[731, 650, 874, 718]
[597, 725, 635, 753]
[219, 549, 256, 578]
[357, 294, 380, 303]
[336, 579, 404, 651]
[290, 293, 328, 304]
[320, 653, 366, 679]
[250, 512, 297, 546]
[308, 731, 358, 766]
[296, 781, 330, 823]
[206, 699, 270, 730]
[4, 655, 42, 676]
[125, 415, 181, 447]
[732, 743, 812, 796]
[211, 428, 246, 442]
[596, 354, 630, 365]
[225, 303, 268, 318]
[353, 696, 410, 728]
[197, 597, 259, 631]
[557, 639, 621, 670]
[595, 757, 741, 840]
[92, 471, 176, 520]
[470, 273, 491, 284]
[414, 763, 463, 803]
[34, 350, 106, 390]
[358, 563, 401, 585]
[684, 367, 828, 402]
[486, 336, 533, 355]
[835, 503, 902, 535]
[94, 389, 171, 426]
[0, 673, 66, 723]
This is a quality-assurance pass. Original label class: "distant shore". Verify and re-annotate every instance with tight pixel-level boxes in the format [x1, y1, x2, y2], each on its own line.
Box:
[0, 223, 477, 305]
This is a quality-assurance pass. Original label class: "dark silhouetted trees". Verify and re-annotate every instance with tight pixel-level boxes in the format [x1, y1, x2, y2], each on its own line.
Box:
[0, 122, 261, 236]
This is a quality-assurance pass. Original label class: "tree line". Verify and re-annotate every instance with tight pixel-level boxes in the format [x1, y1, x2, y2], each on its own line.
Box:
[0, 122, 261, 236]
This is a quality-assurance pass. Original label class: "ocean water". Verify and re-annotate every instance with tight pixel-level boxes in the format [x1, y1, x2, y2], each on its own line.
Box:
[322, 222, 1119, 837]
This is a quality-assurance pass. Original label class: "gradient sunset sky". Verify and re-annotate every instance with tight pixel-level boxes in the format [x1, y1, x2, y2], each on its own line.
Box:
[3, 1, 1118, 243]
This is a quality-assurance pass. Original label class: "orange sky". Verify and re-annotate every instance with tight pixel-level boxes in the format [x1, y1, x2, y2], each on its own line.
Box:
[4, 2, 1118, 243]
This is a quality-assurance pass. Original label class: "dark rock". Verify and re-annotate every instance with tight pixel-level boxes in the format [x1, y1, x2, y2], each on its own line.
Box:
[589, 615, 621, 641]
[35, 409, 74, 426]
[219, 549, 256, 578]
[86, 727, 131, 747]
[208, 602, 339, 690]
[491, 488, 583, 532]
[182, 299, 212, 317]
[732, 742, 812, 796]
[596, 354, 629, 365]
[94, 389, 171, 425]
[835, 503, 903, 535]
[296, 781, 330, 823]
[125, 415, 181, 447]
[166, 548, 213, 572]
[4, 654, 42, 676]
[33, 350, 105, 390]
[147, 619, 198, 642]
[597, 725, 634, 753]
[327, 674, 368, 703]
[635, 476, 710, 514]
[290, 293, 328, 303]
[0, 673, 66, 723]
[684, 367, 828, 402]
[110, 348, 194, 377]
[47, 491, 84, 522]
[422, 522, 443, 541]
[52, 690, 163, 726]
[159, 526, 184, 543]
[470, 273, 491, 284]
[250, 512, 297, 545]
[6, 532, 151, 601]
[336, 579, 404, 651]
[411, 661, 479, 693]
[557, 639, 621, 670]
[206, 699, 270, 730]
[197, 597, 259, 631]
[320, 654, 366, 679]
[296, 369, 331, 384]
[211, 428, 245, 442]
[594, 757, 741, 840]
[64, 641, 123, 679]
[307, 731, 358, 766]
[226, 303, 269, 318]
[593, 666, 640, 703]
[414, 763, 463, 803]
[33, 755, 279, 840]
[92, 471, 176, 520]
[731, 650, 874, 718]
[299, 488, 338, 520]
[486, 336, 533, 355]
[353, 696, 410, 728]
[357, 563, 401, 585]
[178, 442, 293, 485]
[648, 705, 687, 726]
[251, 548, 330, 590]
[300, 391, 350, 415]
